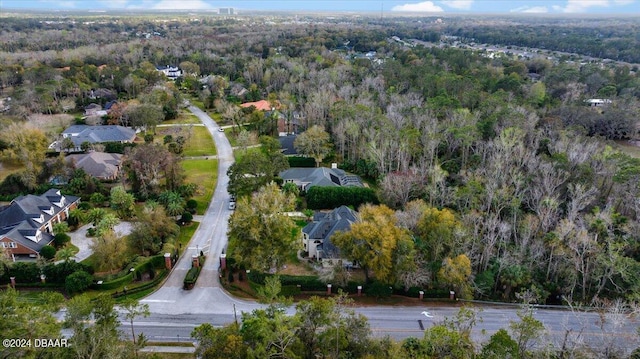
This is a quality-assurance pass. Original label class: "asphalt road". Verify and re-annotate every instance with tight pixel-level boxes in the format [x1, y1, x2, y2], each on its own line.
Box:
[132, 105, 640, 354]
[124, 305, 639, 354]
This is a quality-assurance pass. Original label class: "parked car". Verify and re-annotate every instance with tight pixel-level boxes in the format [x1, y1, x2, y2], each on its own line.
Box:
[228, 201, 236, 210]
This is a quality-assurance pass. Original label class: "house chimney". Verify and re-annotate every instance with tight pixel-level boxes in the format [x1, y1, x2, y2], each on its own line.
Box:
[331, 163, 337, 169]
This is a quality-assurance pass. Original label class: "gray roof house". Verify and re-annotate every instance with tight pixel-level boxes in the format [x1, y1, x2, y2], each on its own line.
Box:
[279, 167, 363, 192]
[302, 205, 357, 267]
[61, 125, 136, 151]
[65, 152, 123, 180]
[0, 189, 80, 261]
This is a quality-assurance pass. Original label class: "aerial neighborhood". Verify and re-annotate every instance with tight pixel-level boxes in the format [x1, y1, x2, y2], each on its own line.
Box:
[1, 2, 640, 358]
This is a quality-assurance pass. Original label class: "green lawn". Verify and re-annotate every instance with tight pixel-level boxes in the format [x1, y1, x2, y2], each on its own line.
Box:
[162, 112, 201, 125]
[182, 126, 216, 157]
[182, 159, 218, 214]
[177, 222, 199, 254]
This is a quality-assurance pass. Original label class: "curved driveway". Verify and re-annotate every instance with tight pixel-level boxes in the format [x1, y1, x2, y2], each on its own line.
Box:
[140, 105, 262, 315]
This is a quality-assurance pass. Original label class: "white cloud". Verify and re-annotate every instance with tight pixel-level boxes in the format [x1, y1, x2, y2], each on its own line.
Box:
[152, 0, 213, 10]
[97, 0, 130, 8]
[511, 5, 548, 13]
[39, 0, 77, 7]
[555, 0, 611, 13]
[614, 0, 635, 4]
[441, 0, 473, 10]
[391, 1, 444, 11]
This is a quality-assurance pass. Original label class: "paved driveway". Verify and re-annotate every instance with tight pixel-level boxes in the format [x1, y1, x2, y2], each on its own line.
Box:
[67, 222, 132, 262]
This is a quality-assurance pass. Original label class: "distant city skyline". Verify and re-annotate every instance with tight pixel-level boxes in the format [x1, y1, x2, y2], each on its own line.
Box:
[1, 0, 638, 14]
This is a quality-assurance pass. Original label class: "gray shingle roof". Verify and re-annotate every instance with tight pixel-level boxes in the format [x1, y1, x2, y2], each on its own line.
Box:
[279, 167, 362, 189]
[303, 205, 357, 259]
[66, 152, 123, 179]
[0, 189, 79, 252]
[62, 125, 136, 146]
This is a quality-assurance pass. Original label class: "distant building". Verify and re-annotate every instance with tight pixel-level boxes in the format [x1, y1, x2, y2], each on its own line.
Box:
[240, 100, 273, 112]
[585, 98, 612, 107]
[156, 65, 182, 80]
[218, 7, 235, 15]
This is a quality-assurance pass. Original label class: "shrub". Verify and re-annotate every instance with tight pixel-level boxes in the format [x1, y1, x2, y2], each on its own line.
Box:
[65, 270, 93, 293]
[53, 233, 71, 247]
[186, 199, 198, 212]
[228, 272, 234, 283]
[179, 212, 193, 224]
[366, 281, 393, 299]
[40, 245, 56, 260]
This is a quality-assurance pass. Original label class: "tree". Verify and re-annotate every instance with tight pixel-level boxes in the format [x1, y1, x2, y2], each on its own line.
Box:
[158, 190, 186, 217]
[110, 185, 135, 219]
[121, 299, 150, 358]
[294, 125, 332, 167]
[64, 294, 124, 359]
[127, 203, 180, 256]
[91, 231, 129, 274]
[480, 329, 519, 359]
[227, 182, 297, 272]
[417, 207, 462, 262]
[227, 138, 289, 198]
[332, 204, 415, 283]
[510, 307, 546, 359]
[0, 288, 63, 359]
[192, 323, 247, 359]
[124, 143, 184, 199]
[0, 122, 48, 169]
[437, 254, 473, 299]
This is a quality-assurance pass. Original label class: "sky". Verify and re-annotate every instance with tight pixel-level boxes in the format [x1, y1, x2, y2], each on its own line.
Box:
[0, 0, 638, 14]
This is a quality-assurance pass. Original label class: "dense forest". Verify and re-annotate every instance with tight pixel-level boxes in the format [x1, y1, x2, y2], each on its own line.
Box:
[1, 11, 640, 306]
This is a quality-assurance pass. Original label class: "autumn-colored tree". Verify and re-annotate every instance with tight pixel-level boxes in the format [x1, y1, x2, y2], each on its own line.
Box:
[332, 204, 415, 283]
[437, 254, 473, 299]
[0, 122, 48, 172]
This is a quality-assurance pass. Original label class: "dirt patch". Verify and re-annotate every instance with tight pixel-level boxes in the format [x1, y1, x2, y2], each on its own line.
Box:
[27, 113, 74, 137]
[279, 262, 316, 276]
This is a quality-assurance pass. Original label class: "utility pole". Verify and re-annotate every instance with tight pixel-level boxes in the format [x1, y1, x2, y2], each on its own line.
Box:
[233, 303, 238, 324]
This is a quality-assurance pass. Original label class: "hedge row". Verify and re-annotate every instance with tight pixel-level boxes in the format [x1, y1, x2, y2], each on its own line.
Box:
[111, 269, 168, 298]
[247, 272, 326, 291]
[1, 261, 93, 285]
[246, 271, 451, 299]
[287, 156, 316, 168]
[183, 256, 206, 289]
[95, 254, 166, 290]
[306, 186, 378, 210]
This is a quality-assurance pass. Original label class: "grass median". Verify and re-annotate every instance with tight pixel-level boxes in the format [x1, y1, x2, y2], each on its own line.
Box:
[182, 158, 218, 214]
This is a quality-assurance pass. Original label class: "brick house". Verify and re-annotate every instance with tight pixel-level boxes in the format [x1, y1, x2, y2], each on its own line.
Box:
[0, 189, 80, 261]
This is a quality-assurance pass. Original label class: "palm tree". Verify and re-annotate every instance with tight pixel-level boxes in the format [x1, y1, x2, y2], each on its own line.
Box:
[56, 247, 75, 262]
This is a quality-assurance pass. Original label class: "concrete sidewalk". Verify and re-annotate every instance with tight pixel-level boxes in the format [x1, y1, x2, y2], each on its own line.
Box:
[140, 345, 195, 354]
